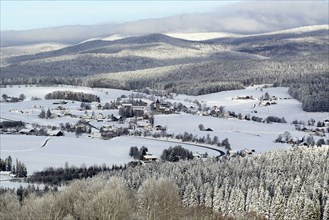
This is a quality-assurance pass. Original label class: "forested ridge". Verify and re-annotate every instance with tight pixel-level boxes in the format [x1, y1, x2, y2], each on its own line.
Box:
[1, 146, 328, 219]
[1, 27, 328, 111]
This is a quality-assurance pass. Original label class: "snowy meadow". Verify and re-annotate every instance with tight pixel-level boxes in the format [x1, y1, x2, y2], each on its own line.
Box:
[1, 85, 328, 178]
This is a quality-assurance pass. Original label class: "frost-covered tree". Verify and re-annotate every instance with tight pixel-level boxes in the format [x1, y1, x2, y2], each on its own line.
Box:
[38, 109, 46, 119]
[183, 183, 198, 207]
[19, 94, 26, 101]
[270, 188, 285, 219]
[2, 146, 329, 219]
[306, 136, 315, 146]
[46, 108, 52, 119]
[302, 197, 320, 220]
[317, 138, 326, 147]
[323, 199, 329, 220]
[138, 178, 181, 219]
[221, 138, 231, 150]
[264, 92, 270, 101]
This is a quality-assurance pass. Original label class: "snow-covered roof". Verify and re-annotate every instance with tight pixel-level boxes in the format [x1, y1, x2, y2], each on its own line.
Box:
[143, 154, 158, 160]
[0, 171, 12, 175]
[19, 128, 34, 133]
[122, 103, 133, 107]
[47, 130, 63, 136]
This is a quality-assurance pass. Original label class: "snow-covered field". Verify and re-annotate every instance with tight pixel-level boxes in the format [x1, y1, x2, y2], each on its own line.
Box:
[176, 85, 327, 122]
[0, 135, 219, 175]
[1, 85, 328, 178]
[0, 85, 133, 103]
[155, 113, 293, 153]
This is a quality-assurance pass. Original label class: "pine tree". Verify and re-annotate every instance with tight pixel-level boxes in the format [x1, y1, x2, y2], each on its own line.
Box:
[246, 188, 259, 213]
[198, 184, 206, 205]
[323, 199, 329, 220]
[46, 108, 52, 119]
[284, 191, 303, 220]
[270, 188, 285, 219]
[213, 186, 224, 214]
[264, 92, 270, 100]
[302, 197, 320, 220]
[5, 156, 12, 171]
[38, 109, 46, 119]
[204, 186, 213, 208]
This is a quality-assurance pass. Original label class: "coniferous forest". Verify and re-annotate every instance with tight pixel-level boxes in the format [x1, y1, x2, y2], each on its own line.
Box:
[1, 146, 328, 219]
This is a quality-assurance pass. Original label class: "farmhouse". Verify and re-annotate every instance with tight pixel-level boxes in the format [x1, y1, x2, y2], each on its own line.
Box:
[48, 130, 64, 136]
[142, 153, 158, 163]
[153, 99, 174, 114]
[193, 152, 208, 159]
[19, 128, 35, 135]
[259, 101, 271, 107]
[233, 95, 254, 100]
[96, 113, 105, 121]
[132, 106, 149, 117]
[324, 119, 329, 126]
[83, 114, 92, 120]
[53, 101, 68, 105]
[155, 125, 163, 131]
[271, 96, 278, 101]
[136, 121, 151, 129]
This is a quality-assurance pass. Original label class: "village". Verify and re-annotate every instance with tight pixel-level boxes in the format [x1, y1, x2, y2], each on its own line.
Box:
[1, 88, 328, 148]
[0, 84, 328, 195]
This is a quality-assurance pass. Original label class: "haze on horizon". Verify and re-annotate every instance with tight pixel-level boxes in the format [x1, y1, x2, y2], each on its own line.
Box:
[1, 1, 328, 47]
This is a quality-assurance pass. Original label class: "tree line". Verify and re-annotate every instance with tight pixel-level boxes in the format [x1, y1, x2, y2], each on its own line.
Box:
[27, 163, 112, 186]
[44, 90, 100, 103]
[129, 145, 194, 162]
[0, 156, 27, 178]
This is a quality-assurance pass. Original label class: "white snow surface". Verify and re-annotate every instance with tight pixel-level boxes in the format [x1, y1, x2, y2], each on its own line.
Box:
[0, 135, 219, 175]
[175, 85, 327, 122]
[258, 24, 328, 35]
[165, 32, 241, 41]
[0, 85, 133, 103]
[0, 43, 67, 58]
[155, 113, 292, 153]
[82, 25, 328, 43]
[1, 85, 328, 176]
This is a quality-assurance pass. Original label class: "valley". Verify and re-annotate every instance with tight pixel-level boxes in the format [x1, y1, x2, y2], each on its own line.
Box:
[1, 84, 328, 178]
[0, 23, 328, 220]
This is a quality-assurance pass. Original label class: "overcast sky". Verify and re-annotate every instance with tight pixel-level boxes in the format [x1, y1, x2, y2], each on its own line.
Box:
[1, 1, 233, 31]
[1, 1, 328, 47]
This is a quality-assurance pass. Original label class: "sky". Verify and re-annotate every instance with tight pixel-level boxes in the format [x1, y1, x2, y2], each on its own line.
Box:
[1, 1, 328, 47]
[1, 1, 234, 31]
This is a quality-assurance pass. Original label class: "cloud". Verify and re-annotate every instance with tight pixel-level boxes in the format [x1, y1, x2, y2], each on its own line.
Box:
[1, 1, 328, 47]
[213, 1, 328, 33]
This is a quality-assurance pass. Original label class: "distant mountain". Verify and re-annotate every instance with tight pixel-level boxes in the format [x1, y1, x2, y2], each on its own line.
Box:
[1, 1, 328, 47]
[0, 43, 67, 67]
[207, 25, 329, 43]
[4, 34, 201, 64]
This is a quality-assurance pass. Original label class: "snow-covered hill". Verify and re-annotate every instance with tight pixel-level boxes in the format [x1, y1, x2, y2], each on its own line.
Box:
[165, 32, 241, 41]
[1, 25, 328, 78]
[0, 43, 68, 58]
[0, 43, 67, 67]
